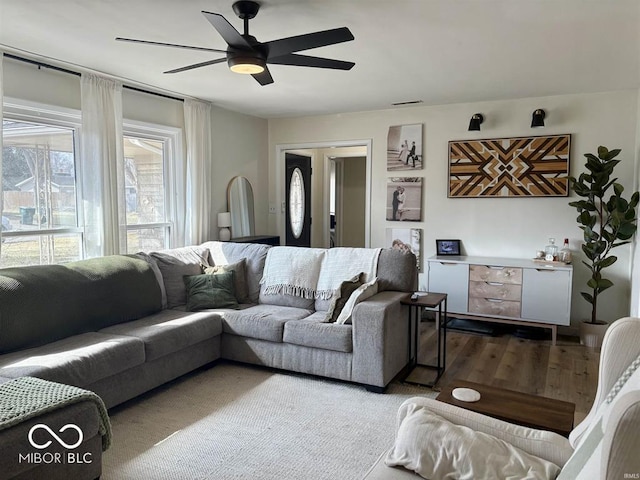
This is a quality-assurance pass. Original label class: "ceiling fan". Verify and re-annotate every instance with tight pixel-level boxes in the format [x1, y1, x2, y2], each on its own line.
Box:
[116, 0, 355, 86]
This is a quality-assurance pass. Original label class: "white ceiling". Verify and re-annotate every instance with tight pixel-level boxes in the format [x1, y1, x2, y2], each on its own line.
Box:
[1, 0, 639, 118]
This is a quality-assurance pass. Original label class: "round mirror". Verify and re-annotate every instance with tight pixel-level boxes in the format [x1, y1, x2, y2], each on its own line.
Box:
[227, 176, 255, 238]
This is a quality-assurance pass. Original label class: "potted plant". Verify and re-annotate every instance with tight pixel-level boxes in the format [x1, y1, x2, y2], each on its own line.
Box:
[568, 146, 639, 347]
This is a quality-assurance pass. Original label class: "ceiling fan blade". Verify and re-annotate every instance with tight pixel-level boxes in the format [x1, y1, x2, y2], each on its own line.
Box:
[265, 27, 354, 59]
[201, 11, 251, 49]
[164, 57, 227, 74]
[252, 67, 274, 86]
[268, 53, 354, 70]
[115, 37, 226, 54]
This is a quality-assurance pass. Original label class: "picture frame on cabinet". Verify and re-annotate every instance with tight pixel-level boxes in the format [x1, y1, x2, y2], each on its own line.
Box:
[436, 239, 461, 256]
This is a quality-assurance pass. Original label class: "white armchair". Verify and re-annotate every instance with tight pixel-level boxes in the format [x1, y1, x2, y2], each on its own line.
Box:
[364, 317, 640, 480]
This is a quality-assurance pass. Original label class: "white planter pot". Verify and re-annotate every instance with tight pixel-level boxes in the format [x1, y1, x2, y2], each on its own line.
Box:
[579, 321, 609, 348]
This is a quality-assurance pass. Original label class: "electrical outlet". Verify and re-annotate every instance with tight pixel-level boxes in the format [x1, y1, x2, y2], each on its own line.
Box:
[269, 204, 277, 214]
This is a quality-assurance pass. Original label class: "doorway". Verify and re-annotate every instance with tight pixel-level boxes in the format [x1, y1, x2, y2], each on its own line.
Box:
[276, 140, 371, 248]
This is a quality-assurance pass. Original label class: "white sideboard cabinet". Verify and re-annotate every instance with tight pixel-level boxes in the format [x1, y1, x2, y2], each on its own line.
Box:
[427, 255, 573, 345]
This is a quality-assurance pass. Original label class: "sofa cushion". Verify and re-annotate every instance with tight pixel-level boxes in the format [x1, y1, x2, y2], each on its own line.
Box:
[222, 305, 313, 343]
[203, 258, 249, 303]
[150, 245, 210, 308]
[0, 256, 162, 354]
[131, 252, 168, 309]
[259, 288, 316, 309]
[0, 332, 145, 387]
[202, 241, 271, 304]
[284, 315, 353, 353]
[184, 272, 240, 311]
[99, 309, 223, 361]
[376, 248, 417, 293]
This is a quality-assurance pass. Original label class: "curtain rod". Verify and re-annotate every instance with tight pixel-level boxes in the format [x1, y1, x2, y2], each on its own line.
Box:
[3, 52, 185, 103]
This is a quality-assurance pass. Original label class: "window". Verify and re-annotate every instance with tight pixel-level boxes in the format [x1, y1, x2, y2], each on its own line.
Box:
[2, 116, 82, 267]
[288, 167, 305, 239]
[1, 99, 182, 266]
[122, 121, 179, 254]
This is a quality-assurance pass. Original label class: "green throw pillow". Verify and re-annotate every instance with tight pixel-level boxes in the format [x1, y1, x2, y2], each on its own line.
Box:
[183, 271, 239, 311]
[325, 273, 364, 323]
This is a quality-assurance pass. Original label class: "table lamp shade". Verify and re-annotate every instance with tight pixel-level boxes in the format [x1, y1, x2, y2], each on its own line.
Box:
[218, 212, 231, 228]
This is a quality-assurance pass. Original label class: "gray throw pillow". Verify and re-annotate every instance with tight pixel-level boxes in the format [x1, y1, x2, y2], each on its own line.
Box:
[202, 258, 249, 303]
[183, 271, 240, 312]
[151, 248, 209, 308]
[325, 273, 364, 323]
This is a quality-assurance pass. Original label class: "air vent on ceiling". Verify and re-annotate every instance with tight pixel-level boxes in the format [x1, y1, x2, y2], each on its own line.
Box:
[392, 100, 424, 106]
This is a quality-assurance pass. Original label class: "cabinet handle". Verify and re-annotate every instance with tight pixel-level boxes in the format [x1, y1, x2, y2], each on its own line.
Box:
[487, 298, 504, 303]
[487, 282, 503, 286]
[535, 268, 556, 272]
[488, 266, 504, 270]
[439, 262, 458, 266]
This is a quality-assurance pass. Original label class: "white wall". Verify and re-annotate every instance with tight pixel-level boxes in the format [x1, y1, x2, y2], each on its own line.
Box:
[2, 56, 269, 243]
[268, 90, 640, 327]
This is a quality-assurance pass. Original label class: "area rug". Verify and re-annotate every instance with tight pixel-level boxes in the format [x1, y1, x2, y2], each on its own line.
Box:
[102, 362, 436, 480]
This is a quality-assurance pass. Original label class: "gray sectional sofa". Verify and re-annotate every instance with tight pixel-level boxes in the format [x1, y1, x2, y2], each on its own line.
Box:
[0, 241, 416, 479]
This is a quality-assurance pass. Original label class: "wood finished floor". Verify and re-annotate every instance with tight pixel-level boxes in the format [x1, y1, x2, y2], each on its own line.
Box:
[407, 320, 601, 425]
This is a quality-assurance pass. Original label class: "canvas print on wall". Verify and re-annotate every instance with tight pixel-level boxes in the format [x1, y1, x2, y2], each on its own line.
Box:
[386, 177, 422, 222]
[386, 228, 422, 271]
[448, 134, 570, 198]
[387, 124, 423, 171]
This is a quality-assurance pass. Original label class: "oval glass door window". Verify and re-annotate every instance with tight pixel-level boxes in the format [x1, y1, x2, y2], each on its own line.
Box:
[289, 167, 305, 239]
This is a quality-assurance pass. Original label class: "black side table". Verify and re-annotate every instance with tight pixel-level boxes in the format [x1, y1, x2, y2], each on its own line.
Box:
[400, 292, 448, 388]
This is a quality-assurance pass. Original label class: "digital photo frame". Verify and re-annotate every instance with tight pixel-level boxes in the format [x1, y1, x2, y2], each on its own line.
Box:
[436, 239, 461, 256]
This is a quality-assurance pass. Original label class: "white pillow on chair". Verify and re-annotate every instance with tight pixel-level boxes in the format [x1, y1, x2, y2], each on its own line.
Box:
[385, 402, 561, 480]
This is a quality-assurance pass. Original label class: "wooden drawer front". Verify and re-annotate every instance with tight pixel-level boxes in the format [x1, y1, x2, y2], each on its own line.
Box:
[469, 297, 521, 318]
[469, 265, 522, 285]
[469, 281, 522, 302]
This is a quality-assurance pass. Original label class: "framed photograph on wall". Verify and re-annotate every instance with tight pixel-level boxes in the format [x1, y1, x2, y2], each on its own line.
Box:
[436, 239, 461, 256]
[386, 228, 422, 271]
[386, 177, 423, 222]
[387, 124, 423, 171]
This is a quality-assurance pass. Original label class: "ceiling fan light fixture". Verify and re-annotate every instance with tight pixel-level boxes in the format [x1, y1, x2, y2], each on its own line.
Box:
[228, 55, 265, 74]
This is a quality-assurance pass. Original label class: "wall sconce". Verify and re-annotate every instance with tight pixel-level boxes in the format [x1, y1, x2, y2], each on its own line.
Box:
[217, 212, 231, 241]
[468, 113, 484, 131]
[531, 109, 545, 128]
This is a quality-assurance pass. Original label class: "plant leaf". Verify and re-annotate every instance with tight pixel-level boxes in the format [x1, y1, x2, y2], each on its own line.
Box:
[581, 292, 594, 304]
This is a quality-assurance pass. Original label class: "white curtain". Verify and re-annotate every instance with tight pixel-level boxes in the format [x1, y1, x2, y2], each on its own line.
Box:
[183, 99, 212, 245]
[0, 54, 4, 253]
[80, 73, 126, 257]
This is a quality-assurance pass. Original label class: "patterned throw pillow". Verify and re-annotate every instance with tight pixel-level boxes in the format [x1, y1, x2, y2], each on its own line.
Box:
[335, 278, 379, 325]
[202, 258, 249, 303]
[325, 273, 364, 323]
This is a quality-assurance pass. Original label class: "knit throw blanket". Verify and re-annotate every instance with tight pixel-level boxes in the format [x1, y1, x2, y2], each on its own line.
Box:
[0, 377, 112, 451]
[260, 247, 327, 299]
[316, 248, 382, 299]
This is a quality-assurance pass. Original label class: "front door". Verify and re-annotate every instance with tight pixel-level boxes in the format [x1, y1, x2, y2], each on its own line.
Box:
[285, 153, 312, 247]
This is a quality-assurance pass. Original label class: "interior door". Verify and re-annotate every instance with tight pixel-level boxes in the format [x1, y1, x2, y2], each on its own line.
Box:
[285, 153, 312, 247]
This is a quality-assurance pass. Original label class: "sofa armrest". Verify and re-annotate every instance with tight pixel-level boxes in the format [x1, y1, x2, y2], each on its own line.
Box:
[351, 291, 410, 388]
[397, 397, 573, 467]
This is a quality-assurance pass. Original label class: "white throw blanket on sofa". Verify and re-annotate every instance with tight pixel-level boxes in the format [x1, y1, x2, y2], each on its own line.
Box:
[316, 247, 381, 299]
[260, 247, 327, 299]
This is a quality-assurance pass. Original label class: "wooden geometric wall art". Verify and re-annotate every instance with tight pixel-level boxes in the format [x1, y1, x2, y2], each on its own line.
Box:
[448, 134, 571, 198]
